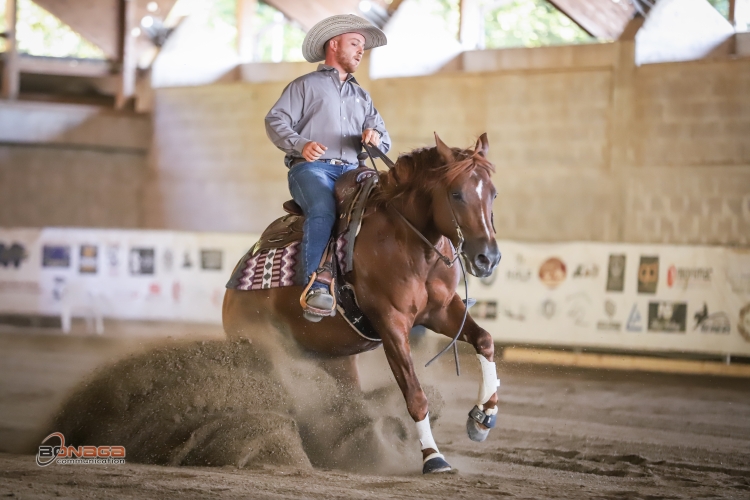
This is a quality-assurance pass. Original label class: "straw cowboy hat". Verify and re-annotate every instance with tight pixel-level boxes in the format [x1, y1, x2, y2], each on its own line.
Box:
[302, 14, 387, 63]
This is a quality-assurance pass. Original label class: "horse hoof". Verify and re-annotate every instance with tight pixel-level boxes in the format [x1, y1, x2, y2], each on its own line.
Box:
[466, 417, 490, 442]
[422, 454, 452, 474]
[303, 312, 323, 323]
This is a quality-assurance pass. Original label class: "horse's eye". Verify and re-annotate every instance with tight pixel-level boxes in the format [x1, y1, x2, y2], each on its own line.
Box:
[493, 193, 498, 200]
[451, 192, 463, 201]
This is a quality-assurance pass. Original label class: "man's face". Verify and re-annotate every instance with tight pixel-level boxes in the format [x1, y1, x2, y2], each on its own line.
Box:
[331, 32, 365, 74]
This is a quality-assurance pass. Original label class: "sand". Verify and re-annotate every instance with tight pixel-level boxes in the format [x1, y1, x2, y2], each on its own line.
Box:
[1, 323, 749, 499]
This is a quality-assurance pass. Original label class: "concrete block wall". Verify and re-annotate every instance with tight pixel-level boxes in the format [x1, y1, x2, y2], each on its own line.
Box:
[141, 46, 750, 244]
[0, 101, 151, 228]
[3, 43, 748, 246]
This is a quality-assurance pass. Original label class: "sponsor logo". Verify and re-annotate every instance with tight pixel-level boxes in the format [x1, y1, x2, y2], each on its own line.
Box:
[637, 256, 659, 294]
[182, 251, 193, 269]
[498, 302, 526, 321]
[626, 303, 643, 332]
[106, 244, 120, 276]
[539, 257, 566, 289]
[52, 277, 66, 301]
[666, 265, 712, 289]
[565, 292, 592, 327]
[505, 254, 532, 282]
[42, 245, 71, 268]
[738, 304, 750, 343]
[201, 249, 223, 271]
[472, 300, 498, 320]
[0, 242, 28, 268]
[596, 299, 621, 331]
[693, 303, 730, 334]
[79, 245, 98, 274]
[37, 432, 125, 467]
[129, 248, 155, 275]
[647, 301, 687, 333]
[172, 281, 181, 302]
[572, 264, 599, 278]
[148, 282, 161, 296]
[163, 249, 174, 273]
[540, 299, 556, 319]
[606, 254, 626, 292]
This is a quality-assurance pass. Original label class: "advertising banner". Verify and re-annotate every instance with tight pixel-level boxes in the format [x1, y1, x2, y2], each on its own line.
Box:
[468, 241, 750, 357]
[1, 229, 749, 357]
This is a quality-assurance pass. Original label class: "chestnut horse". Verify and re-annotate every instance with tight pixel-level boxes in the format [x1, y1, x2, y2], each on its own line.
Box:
[223, 133, 501, 474]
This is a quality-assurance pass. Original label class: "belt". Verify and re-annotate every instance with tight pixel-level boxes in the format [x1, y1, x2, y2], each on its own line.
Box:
[289, 157, 352, 168]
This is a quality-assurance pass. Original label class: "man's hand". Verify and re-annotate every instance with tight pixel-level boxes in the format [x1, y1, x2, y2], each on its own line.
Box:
[302, 141, 327, 162]
[362, 129, 380, 147]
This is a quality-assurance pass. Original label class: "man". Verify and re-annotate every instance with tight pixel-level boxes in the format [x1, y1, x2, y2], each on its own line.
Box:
[265, 15, 391, 322]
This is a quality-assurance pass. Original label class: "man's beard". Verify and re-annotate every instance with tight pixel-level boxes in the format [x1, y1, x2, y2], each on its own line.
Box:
[335, 51, 359, 74]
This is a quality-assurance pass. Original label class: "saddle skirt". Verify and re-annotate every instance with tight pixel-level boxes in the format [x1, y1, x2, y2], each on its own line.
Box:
[226, 167, 381, 342]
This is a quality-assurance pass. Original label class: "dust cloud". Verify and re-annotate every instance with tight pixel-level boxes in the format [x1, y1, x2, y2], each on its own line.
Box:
[45, 333, 439, 474]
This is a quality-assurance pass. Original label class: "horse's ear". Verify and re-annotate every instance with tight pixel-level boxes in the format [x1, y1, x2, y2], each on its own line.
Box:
[434, 132, 454, 164]
[474, 132, 489, 157]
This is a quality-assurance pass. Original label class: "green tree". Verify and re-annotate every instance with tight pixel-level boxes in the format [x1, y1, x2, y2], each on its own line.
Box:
[1, 0, 105, 58]
[483, 0, 593, 48]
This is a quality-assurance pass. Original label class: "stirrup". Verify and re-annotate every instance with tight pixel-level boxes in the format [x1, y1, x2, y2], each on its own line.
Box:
[299, 272, 336, 318]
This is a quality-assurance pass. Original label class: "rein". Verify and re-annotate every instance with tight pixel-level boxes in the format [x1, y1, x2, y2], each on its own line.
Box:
[363, 143, 470, 375]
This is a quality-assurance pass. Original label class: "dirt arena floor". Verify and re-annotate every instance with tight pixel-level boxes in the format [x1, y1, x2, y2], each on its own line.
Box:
[1, 321, 749, 499]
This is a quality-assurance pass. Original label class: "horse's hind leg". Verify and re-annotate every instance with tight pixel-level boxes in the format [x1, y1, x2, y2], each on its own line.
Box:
[318, 355, 361, 390]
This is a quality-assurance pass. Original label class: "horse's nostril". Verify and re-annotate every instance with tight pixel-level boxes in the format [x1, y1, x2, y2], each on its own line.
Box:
[476, 254, 490, 269]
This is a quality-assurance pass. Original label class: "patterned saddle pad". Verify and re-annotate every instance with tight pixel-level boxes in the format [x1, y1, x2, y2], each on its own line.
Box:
[224, 168, 382, 342]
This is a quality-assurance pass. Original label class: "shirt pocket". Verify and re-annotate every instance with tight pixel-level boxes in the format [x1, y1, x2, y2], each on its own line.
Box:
[343, 93, 368, 131]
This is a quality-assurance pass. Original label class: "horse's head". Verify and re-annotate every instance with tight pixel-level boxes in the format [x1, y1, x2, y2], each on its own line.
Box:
[432, 133, 501, 277]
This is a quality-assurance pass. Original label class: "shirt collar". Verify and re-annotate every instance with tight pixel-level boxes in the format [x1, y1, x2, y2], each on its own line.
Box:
[317, 64, 358, 85]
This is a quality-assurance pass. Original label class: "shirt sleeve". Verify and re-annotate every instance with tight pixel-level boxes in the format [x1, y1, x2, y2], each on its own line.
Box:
[264, 80, 310, 155]
[363, 96, 391, 154]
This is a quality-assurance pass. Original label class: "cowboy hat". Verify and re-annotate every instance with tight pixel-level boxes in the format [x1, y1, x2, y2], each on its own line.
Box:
[302, 14, 387, 63]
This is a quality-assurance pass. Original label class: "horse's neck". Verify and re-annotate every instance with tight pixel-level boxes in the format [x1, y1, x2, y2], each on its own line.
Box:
[378, 192, 447, 260]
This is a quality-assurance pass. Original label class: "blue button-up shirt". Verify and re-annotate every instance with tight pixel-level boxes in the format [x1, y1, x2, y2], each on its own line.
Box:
[265, 64, 391, 167]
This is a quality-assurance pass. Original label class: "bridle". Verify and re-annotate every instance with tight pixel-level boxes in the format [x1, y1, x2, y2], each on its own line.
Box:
[362, 143, 473, 374]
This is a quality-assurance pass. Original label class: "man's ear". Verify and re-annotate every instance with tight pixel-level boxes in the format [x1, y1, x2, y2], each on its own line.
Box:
[435, 132, 454, 165]
[474, 133, 489, 157]
[327, 35, 340, 53]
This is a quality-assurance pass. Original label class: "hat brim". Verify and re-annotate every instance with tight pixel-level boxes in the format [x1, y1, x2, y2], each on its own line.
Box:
[302, 15, 387, 63]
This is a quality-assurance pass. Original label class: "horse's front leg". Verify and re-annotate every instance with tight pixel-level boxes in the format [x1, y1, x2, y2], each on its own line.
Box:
[373, 310, 453, 474]
[426, 294, 500, 443]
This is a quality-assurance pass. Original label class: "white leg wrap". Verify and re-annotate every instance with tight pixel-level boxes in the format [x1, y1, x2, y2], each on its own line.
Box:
[415, 414, 439, 452]
[476, 354, 500, 406]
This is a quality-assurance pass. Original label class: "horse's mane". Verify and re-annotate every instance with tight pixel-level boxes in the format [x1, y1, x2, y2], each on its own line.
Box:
[371, 144, 495, 206]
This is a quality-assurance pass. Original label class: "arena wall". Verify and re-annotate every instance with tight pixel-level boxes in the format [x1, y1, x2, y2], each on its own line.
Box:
[0, 101, 151, 228]
[145, 42, 750, 245]
[2, 42, 748, 246]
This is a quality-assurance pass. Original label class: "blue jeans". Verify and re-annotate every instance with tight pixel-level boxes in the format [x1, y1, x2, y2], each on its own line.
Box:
[288, 161, 356, 290]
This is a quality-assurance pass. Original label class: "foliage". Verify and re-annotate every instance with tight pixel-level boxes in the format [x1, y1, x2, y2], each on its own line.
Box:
[410, 0, 461, 40]
[483, 0, 592, 48]
[253, 1, 306, 62]
[1, 0, 105, 58]
[706, 0, 729, 19]
[192, 0, 305, 61]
